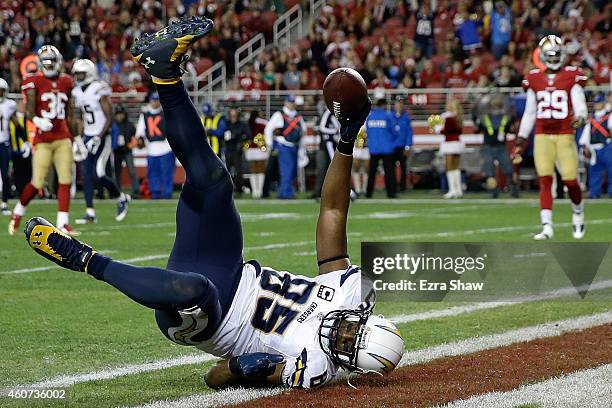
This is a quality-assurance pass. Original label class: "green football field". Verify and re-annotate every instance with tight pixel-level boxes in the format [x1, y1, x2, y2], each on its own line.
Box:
[0, 196, 611, 407]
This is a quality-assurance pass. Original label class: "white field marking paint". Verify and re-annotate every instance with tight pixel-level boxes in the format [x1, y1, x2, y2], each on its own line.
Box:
[23, 197, 612, 206]
[0, 255, 169, 276]
[125, 312, 612, 408]
[125, 388, 285, 408]
[0, 354, 218, 394]
[6, 217, 612, 276]
[379, 217, 612, 241]
[253, 231, 276, 237]
[76, 205, 490, 234]
[398, 311, 612, 366]
[293, 251, 317, 257]
[90, 222, 175, 231]
[241, 212, 307, 221]
[389, 279, 612, 324]
[440, 364, 612, 408]
[1, 240, 316, 275]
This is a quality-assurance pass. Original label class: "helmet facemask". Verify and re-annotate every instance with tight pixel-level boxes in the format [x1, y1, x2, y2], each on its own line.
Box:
[38, 45, 62, 78]
[319, 309, 404, 376]
[71, 59, 97, 87]
[318, 309, 371, 373]
[539, 35, 565, 71]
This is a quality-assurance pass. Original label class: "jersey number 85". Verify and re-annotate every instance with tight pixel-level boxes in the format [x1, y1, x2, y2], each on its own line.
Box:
[251, 270, 315, 335]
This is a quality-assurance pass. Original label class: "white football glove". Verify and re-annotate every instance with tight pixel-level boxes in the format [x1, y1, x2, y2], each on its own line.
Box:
[73, 136, 88, 162]
[20, 141, 31, 158]
[85, 136, 102, 155]
[32, 116, 53, 132]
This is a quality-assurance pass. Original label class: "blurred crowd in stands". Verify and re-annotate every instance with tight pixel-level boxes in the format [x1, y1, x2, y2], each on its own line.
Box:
[1, 1, 609, 95]
[0, 0, 610, 205]
[231, 0, 610, 96]
[0, 0, 286, 92]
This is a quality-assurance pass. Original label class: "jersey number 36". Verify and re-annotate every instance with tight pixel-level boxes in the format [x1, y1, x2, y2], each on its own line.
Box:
[41, 92, 68, 120]
[536, 89, 568, 120]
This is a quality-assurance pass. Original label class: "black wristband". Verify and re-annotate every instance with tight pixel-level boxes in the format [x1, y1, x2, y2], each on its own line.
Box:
[318, 254, 349, 266]
[337, 139, 355, 155]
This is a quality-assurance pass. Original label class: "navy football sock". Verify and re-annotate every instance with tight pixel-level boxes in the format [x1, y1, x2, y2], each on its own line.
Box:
[156, 82, 228, 191]
[89, 257, 221, 312]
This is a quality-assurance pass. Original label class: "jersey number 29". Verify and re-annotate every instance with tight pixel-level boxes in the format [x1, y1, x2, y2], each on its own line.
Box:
[536, 90, 568, 120]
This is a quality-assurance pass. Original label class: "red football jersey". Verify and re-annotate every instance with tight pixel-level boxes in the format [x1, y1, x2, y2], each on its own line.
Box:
[521, 67, 587, 135]
[21, 73, 73, 144]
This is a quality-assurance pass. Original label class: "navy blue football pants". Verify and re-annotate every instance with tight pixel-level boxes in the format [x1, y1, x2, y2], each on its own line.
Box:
[81, 134, 121, 208]
[87, 82, 243, 340]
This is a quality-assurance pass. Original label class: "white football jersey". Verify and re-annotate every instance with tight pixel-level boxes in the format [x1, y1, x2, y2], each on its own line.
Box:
[72, 80, 111, 136]
[197, 263, 370, 389]
[0, 98, 17, 143]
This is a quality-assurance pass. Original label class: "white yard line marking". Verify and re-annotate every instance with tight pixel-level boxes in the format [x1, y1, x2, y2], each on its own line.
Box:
[124, 312, 612, 408]
[0, 255, 169, 275]
[389, 279, 612, 324]
[398, 311, 612, 366]
[237, 198, 612, 205]
[8, 309, 610, 402]
[20, 197, 612, 206]
[4, 216, 612, 276]
[293, 251, 317, 257]
[380, 217, 612, 241]
[125, 388, 285, 408]
[440, 364, 612, 408]
[0, 355, 217, 394]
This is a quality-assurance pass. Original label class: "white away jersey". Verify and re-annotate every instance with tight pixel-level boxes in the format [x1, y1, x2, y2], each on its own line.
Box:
[198, 263, 371, 389]
[72, 80, 111, 136]
[0, 98, 17, 143]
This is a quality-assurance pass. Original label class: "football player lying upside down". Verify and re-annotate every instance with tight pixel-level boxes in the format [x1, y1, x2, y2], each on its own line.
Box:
[24, 17, 404, 390]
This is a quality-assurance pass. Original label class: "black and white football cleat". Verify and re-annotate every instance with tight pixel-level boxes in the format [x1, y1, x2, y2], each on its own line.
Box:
[75, 213, 97, 225]
[130, 17, 214, 84]
[25, 217, 95, 272]
[115, 193, 131, 222]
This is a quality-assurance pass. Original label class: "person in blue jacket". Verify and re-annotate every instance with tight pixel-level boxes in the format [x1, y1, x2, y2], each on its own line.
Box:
[579, 93, 612, 198]
[392, 96, 413, 192]
[365, 98, 398, 198]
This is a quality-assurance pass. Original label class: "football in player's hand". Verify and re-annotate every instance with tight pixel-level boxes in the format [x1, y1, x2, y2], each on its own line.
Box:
[323, 68, 368, 120]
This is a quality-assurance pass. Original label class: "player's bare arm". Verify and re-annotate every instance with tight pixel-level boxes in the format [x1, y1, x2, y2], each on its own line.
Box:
[66, 96, 78, 137]
[316, 100, 371, 274]
[25, 88, 36, 120]
[98, 95, 113, 137]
